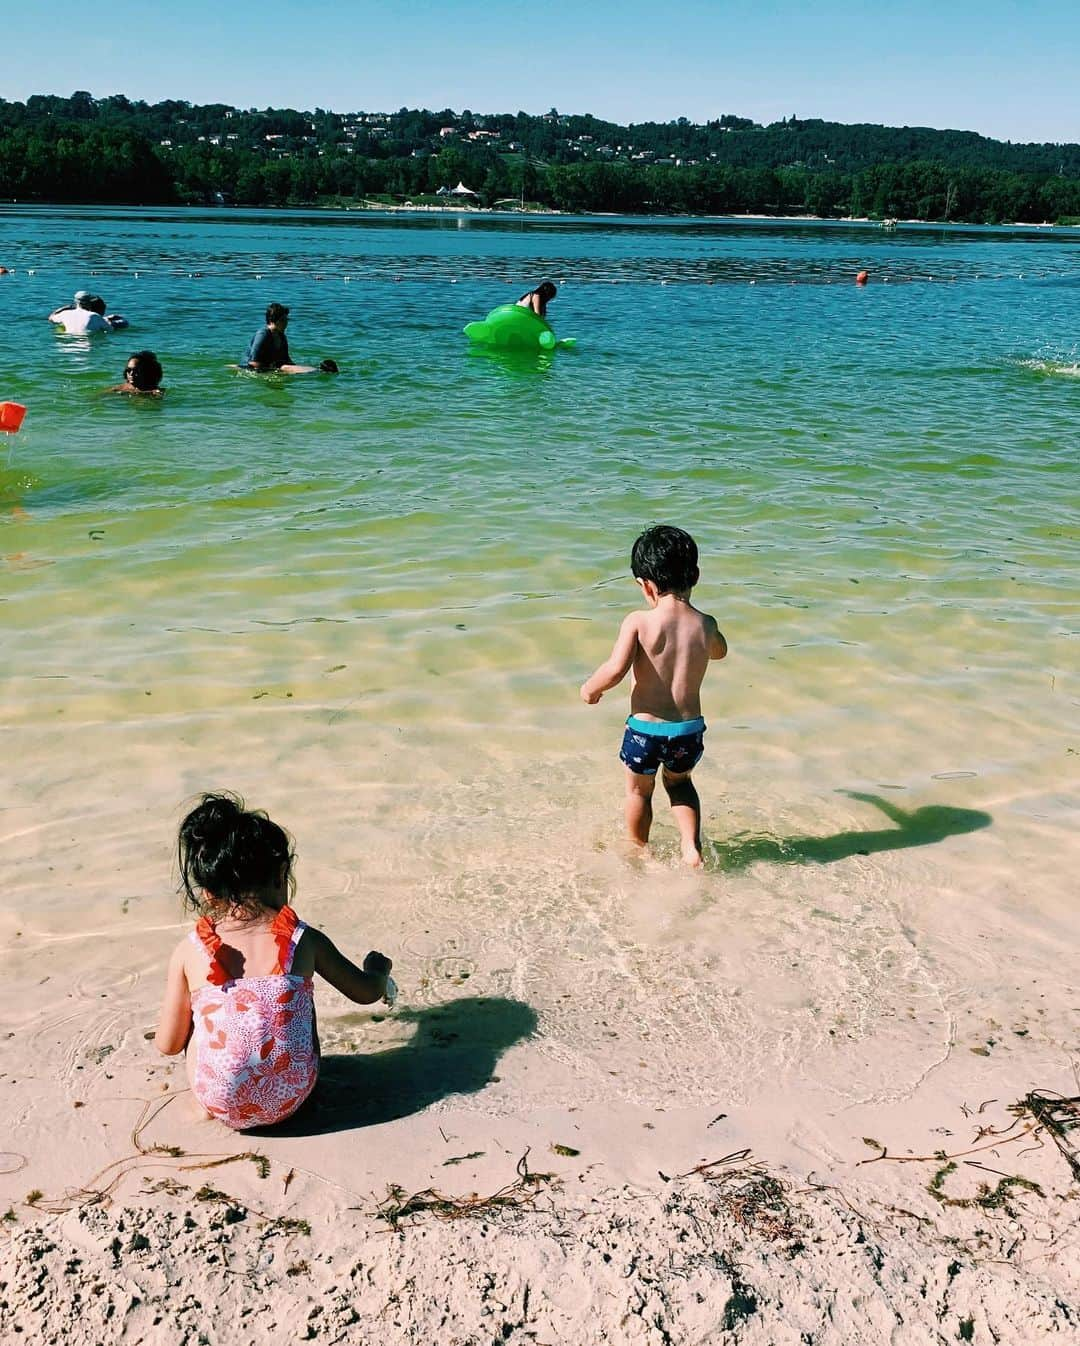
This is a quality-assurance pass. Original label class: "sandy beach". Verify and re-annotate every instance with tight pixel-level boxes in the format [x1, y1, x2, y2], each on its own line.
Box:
[3, 205, 1079, 1343]
[2, 721, 1078, 1343]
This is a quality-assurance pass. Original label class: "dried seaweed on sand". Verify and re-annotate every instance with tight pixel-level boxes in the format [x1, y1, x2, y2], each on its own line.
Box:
[22, 1094, 272, 1215]
[374, 1149, 555, 1233]
[678, 1150, 803, 1243]
[1011, 1091, 1080, 1183]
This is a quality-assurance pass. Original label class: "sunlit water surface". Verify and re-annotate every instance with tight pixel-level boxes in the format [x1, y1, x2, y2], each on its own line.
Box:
[1, 208, 1077, 1115]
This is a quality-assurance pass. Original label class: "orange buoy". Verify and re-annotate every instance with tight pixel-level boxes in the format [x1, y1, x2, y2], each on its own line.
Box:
[0, 402, 27, 433]
[856, 270, 869, 285]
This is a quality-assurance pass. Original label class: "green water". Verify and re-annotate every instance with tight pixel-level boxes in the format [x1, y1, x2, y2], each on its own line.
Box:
[2, 207, 1078, 1111]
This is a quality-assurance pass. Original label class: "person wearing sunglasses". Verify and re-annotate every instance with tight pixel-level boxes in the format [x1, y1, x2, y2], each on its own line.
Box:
[108, 350, 164, 397]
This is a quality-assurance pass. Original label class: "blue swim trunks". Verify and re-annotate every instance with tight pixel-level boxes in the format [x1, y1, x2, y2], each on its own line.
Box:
[619, 715, 706, 776]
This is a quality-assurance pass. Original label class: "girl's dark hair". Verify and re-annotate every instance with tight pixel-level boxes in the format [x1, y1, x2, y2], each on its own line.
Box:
[178, 792, 294, 915]
[631, 525, 699, 594]
[537, 281, 557, 301]
[127, 350, 163, 391]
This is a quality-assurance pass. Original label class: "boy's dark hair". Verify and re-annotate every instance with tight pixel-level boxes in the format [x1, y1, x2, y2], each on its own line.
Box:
[319, 358, 339, 373]
[265, 302, 289, 325]
[631, 525, 699, 595]
[178, 792, 294, 916]
[88, 295, 107, 315]
[127, 350, 163, 391]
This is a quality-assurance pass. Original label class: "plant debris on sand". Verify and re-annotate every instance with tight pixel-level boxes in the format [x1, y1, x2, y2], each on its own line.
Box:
[374, 1149, 556, 1232]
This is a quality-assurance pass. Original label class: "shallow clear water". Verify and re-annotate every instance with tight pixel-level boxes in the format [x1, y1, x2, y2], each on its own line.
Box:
[1, 207, 1078, 1113]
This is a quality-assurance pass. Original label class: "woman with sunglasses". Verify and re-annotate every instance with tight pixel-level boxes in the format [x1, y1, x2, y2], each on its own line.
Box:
[109, 350, 164, 397]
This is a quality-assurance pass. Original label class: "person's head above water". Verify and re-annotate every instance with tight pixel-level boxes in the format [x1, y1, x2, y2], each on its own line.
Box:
[178, 791, 295, 918]
[631, 524, 700, 597]
[265, 302, 289, 328]
[536, 281, 557, 303]
[124, 350, 163, 392]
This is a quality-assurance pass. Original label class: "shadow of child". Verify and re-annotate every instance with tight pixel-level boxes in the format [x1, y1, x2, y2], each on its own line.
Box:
[709, 791, 992, 872]
[261, 996, 537, 1137]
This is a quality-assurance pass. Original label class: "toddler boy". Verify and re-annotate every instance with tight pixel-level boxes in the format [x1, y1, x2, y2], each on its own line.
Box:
[581, 525, 727, 866]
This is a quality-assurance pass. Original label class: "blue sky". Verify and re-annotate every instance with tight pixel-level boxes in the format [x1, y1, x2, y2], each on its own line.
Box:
[6, 0, 1078, 143]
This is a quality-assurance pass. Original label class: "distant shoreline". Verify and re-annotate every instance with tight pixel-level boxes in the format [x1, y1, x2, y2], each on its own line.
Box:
[1, 199, 1070, 230]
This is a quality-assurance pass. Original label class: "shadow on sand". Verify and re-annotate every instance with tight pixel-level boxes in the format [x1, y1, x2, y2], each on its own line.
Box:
[262, 996, 537, 1137]
[709, 791, 992, 872]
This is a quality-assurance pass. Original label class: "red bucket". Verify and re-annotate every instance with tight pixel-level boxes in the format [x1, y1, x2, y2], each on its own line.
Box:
[0, 402, 27, 433]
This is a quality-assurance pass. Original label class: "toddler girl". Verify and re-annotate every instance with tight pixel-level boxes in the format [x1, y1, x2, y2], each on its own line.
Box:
[154, 793, 393, 1129]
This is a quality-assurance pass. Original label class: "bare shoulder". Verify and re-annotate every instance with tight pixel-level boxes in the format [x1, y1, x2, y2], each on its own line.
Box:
[301, 925, 331, 954]
[168, 933, 196, 983]
[698, 609, 728, 658]
[170, 932, 193, 961]
[300, 925, 339, 968]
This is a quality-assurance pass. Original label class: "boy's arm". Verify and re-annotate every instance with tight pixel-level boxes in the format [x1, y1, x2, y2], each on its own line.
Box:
[308, 928, 391, 1005]
[708, 616, 728, 661]
[580, 612, 640, 704]
[154, 941, 194, 1056]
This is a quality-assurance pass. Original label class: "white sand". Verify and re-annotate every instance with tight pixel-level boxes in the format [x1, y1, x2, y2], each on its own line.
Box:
[3, 574, 1079, 1341]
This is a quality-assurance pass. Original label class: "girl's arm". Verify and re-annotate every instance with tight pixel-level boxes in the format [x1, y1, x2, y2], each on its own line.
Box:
[307, 929, 391, 1004]
[154, 941, 194, 1055]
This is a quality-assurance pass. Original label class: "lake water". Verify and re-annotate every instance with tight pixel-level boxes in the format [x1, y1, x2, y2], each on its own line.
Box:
[1, 207, 1078, 1116]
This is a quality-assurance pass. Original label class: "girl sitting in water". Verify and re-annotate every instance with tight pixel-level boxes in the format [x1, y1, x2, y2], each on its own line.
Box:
[154, 793, 393, 1129]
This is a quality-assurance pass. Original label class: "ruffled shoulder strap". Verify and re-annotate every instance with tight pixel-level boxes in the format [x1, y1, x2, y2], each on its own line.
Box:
[269, 905, 305, 975]
[194, 915, 230, 987]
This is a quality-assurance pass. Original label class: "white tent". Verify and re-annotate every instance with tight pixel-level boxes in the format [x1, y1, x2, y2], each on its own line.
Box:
[449, 181, 477, 196]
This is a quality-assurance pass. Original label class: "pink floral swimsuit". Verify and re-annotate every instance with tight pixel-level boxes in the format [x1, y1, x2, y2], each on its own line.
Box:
[188, 905, 318, 1129]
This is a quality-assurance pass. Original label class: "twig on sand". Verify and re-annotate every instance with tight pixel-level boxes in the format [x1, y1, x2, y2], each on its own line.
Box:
[855, 1118, 1035, 1168]
[373, 1149, 556, 1233]
[678, 1150, 802, 1243]
[678, 1149, 752, 1178]
[23, 1094, 273, 1215]
[1012, 1091, 1080, 1183]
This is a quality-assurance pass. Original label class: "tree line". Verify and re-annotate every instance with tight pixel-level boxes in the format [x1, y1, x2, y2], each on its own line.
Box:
[1, 93, 1079, 223]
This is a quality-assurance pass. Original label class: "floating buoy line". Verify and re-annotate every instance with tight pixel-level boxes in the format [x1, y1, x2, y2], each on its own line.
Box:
[0, 265, 1052, 286]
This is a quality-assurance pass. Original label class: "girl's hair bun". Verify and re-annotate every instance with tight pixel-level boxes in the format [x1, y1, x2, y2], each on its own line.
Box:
[178, 792, 293, 914]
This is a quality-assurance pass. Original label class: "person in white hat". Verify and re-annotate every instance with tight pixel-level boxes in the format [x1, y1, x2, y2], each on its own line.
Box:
[48, 292, 111, 335]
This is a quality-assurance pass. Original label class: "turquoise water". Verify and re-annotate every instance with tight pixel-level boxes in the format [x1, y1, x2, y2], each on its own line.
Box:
[2, 207, 1078, 1111]
[2, 208, 1076, 728]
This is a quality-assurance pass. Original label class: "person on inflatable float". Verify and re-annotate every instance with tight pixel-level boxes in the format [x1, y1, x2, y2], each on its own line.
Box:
[241, 302, 336, 375]
[516, 281, 557, 318]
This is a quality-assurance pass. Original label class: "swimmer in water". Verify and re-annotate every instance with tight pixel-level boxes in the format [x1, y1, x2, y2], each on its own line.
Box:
[108, 350, 164, 397]
[516, 281, 557, 318]
[242, 302, 321, 374]
[49, 293, 111, 335]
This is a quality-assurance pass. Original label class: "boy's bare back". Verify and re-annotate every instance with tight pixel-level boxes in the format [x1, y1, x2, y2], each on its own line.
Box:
[626, 598, 724, 722]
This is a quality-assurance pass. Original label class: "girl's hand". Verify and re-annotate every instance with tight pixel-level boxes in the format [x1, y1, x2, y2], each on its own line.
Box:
[363, 950, 393, 977]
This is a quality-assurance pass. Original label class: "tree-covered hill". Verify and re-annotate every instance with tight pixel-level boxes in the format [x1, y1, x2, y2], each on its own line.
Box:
[2, 92, 1079, 222]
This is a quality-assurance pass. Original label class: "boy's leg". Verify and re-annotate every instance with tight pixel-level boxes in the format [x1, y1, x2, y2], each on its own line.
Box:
[624, 767, 657, 848]
[661, 767, 703, 867]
